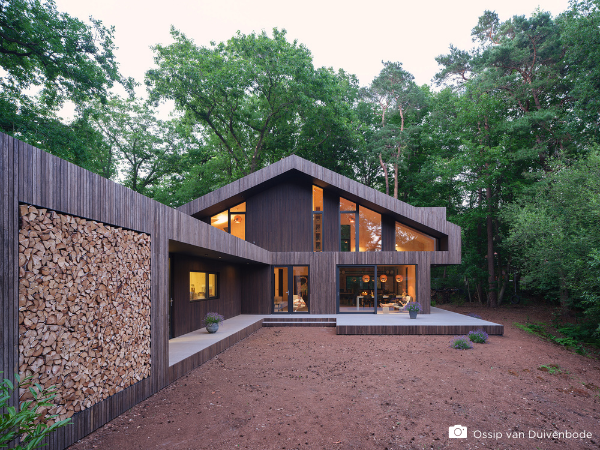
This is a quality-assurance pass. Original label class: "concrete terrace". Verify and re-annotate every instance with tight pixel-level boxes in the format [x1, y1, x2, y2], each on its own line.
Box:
[167, 309, 503, 381]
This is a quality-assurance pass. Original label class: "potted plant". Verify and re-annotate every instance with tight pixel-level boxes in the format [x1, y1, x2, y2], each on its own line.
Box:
[203, 312, 224, 333]
[404, 301, 422, 319]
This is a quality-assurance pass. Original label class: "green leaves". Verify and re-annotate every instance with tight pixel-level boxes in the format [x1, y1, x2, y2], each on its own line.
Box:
[1, 372, 72, 450]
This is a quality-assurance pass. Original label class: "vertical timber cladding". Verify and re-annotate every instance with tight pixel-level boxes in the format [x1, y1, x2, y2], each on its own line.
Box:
[17, 204, 151, 422]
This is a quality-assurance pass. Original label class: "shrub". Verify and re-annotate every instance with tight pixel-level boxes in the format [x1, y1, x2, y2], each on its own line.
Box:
[1, 373, 72, 450]
[468, 329, 489, 343]
[203, 312, 224, 325]
[450, 336, 473, 350]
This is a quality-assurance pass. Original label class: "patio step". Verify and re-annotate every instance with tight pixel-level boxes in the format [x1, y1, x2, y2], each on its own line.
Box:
[263, 317, 336, 327]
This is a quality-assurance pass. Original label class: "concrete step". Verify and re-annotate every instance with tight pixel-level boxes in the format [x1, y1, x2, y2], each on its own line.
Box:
[263, 321, 336, 327]
[263, 317, 336, 323]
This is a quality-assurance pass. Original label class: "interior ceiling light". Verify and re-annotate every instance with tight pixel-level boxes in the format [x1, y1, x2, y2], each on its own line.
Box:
[349, 216, 355, 223]
[233, 215, 243, 223]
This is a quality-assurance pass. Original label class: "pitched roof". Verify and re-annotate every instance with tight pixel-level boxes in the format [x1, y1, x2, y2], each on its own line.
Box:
[179, 155, 458, 237]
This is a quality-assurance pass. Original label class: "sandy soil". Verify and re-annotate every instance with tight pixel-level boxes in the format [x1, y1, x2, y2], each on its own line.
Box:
[69, 305, 600, 449]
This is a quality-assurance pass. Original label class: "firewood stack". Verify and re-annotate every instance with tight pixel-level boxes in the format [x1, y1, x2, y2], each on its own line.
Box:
[18, 205, 152, 423]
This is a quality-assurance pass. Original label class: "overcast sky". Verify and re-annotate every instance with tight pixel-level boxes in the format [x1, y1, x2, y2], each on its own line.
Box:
[55, 0, 571, 113]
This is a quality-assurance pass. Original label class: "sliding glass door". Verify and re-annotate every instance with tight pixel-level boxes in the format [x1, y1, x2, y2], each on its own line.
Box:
[337, 265, 417, 313]
[273, 266, 310, 313]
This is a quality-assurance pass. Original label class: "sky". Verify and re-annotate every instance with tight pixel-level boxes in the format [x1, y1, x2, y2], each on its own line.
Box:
[55, 0, 572, 116]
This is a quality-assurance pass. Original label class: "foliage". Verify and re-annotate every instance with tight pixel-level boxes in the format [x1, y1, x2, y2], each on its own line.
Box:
[537, 364, 562, 375]
[503, 151, 600, 321]
[0, 0, 129, 163]
[0, 373, 71, 449]
[514, 322, 588, 354]
[450, 336, 473, 350]
[203, 312, 224, 325]
[146, 28, 359, 180]
[403, 302, 422, 313]
[468, 329, 489, 343]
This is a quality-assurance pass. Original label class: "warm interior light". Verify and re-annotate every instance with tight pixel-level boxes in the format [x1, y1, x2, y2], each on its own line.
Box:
[349, 216, 355, 223]
[380, 274, 387, 283]
[233, 215, 242, 223]
[212, 214, 228, 225]
[362, 275, 370, 283]
[395, 275, 403, 283]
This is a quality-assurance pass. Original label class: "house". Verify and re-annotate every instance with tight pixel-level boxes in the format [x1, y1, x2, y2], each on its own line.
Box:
[169, 155, 461, 337]
[0, 133, 472, 450]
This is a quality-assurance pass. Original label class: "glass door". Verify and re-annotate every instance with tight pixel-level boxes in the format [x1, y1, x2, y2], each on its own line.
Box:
[273, 266, 309, 313]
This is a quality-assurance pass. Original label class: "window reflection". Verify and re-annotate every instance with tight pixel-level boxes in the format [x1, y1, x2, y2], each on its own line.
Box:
[340, 213, 355, 252]
[359, 206, 381, 252]
[395, 222, 435, 251]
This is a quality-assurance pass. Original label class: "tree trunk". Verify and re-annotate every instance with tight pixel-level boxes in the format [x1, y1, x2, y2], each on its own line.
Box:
[486, 185, 497, 307]
[558, 269, 569, 310]
[379, 153, 389, 196]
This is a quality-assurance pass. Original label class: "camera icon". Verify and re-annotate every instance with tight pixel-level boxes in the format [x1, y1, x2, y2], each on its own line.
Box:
[449, 425, 467, 439]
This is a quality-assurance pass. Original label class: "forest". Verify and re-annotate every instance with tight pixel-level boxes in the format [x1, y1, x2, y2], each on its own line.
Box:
[1, 0, 599, 338]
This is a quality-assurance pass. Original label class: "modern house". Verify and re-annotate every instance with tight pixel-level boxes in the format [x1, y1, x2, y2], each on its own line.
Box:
[0, 133, 499, 450]
[170, 155, 461, 337]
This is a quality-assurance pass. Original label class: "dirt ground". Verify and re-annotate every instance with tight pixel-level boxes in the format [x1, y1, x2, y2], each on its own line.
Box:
[69, 305, 600, 449]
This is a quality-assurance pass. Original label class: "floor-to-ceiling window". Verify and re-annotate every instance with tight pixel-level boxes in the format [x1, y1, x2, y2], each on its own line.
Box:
[337, 265, 417, 313]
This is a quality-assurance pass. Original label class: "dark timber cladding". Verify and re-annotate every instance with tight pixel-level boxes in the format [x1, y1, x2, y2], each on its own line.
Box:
[245, 181, 312, 251]
[0, 133, 270, 450]
[179, 155, 461, 265]
[169, 255, 242, 338]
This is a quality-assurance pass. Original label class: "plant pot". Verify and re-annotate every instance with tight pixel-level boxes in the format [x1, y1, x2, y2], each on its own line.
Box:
[409, 310, 418, 319]
[206, 323, 219, 333]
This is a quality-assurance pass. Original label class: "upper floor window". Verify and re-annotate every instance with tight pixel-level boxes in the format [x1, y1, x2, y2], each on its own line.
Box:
[395, 222, 436, 251]
[313, 186, 323, 252]
[340, 198, 381, 252]
[210, 202, 246, 240]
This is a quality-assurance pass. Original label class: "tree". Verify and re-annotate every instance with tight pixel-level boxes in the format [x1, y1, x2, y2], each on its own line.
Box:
[87, 97, 187, 196]
[503, 151, 600, 323]
[366, 62, 425, 198]
[147, 28, 348, 176]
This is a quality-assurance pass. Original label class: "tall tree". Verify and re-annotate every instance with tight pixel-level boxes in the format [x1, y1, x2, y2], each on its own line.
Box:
[87, 97, 187, 196]
[367, 62, 425, 198]
[0, 0, 128, 164]
[147, 28, 352, 176]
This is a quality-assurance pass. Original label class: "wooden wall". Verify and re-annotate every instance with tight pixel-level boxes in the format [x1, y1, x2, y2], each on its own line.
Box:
[322, 189, 339, 252]
[241, 264, 271, 314]
[170, 255, 242, 338]
[180, 155, 462, 267]
[246, 181, 312, 252]
[0, 133, 270, 450]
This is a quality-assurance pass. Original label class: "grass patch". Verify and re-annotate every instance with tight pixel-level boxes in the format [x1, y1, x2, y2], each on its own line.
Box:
[538, 364, 562, 374]
[514, 322, 588, 355]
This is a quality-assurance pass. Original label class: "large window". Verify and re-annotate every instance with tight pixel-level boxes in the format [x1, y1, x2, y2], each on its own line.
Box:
[313, 186, 323, 252]
[340, 198, 381, 252]
[338, 265, 416, 313]
[210, 202, 246, 240]
[190, 271, 219, 301]
[395, 222, 435, 251]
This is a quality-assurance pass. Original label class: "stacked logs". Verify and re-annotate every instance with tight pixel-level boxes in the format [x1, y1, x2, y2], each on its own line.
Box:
[18, 205, 152, 423]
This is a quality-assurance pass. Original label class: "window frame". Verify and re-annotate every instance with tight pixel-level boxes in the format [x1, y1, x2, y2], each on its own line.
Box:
[189, 271, 220, 301]
[210, 203, 246, 240]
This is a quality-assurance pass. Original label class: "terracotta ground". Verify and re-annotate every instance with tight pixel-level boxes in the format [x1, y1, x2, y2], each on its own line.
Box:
[69, 305, 600, 449]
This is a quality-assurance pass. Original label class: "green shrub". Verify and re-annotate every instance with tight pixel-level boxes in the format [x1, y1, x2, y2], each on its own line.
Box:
[468, 329, 489, 343]
[450, 336, 473, 350]
[1, 373, 72, 450]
